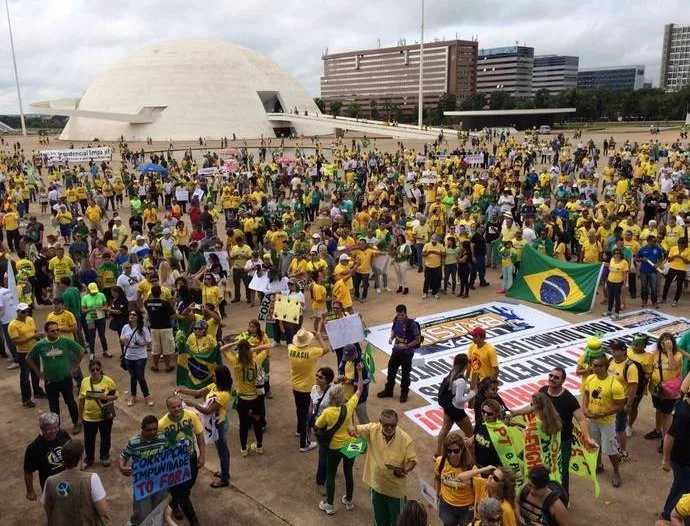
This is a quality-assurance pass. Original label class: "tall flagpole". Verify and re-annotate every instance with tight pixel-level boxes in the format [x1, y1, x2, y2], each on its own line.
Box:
[5, 0, 27, 136]
[417, 0, 424, 129]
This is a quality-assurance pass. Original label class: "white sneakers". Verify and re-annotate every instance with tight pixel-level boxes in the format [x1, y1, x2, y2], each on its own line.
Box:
[300, 441, 318, 452]
[625, 424, 633, 438]
[319, 501, 335, 515]
[341, 495, 354, 511]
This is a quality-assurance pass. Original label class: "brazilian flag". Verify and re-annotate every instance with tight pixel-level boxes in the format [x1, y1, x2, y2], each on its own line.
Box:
[507, 244, 603, 313]
[176, 330, 223, 389]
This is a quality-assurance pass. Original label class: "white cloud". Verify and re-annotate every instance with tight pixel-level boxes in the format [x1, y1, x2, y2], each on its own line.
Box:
[0, 0, 687, 113]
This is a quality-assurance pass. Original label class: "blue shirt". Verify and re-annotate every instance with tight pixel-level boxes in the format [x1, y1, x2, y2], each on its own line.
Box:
[637, 245, 663, 274]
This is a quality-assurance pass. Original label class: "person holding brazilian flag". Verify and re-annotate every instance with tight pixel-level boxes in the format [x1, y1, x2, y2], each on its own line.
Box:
[176, 318, 222, 390]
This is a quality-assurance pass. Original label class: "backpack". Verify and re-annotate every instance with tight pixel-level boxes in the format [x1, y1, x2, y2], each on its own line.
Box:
[623, 359, 646, 399]
[437, 374, 453, 408]
[406, 318, 424, 348]
[520, 482, 568, 526]
[314, 406, 347, 447]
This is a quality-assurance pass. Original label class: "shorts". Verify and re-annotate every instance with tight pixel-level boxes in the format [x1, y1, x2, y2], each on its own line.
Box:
[615, 411, 628, 433]
[59, 224, 71, 237]
[150, 328, 175, 356]
[588, 419, 619, 456]
[443, 404, 468, 423]
[652, 395, 677, 415]
[312, 309, 327, 318]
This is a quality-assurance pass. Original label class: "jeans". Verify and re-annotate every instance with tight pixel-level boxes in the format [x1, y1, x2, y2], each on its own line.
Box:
[125, 358, 149, 397]
[385, 351, 413, 395]
[628, 271, 637, 298]
[169, 452, 199, 523]
[423, 266, 441, 295]
[316, 444, 328, 486]
[662, 461, 690, 520]
[46, 376, 79, 425]
[353, 272, 369, 300]
[237, 396, 265, 449]
[371, 488, 405, 526]
[443, 263, 457, 292]
[0, 322, 18, 360]
[662, 268, 686, 302]
[640, 272, 659, 304]
[83, 419, 113, 462]
[439, 498, 472, 526]
[85, 318, 108, 356]
[458, 264, 470, 296]
[560, 437, 572, 496]
[215, 419, 230, 483]
[470, 256, 488, 285]
[18, 353, 42, 403]
[414, 243, 424, 271]
[293, 390, 311, 448]
[326, 448, 354, 505]
[607, 281, 623, 314]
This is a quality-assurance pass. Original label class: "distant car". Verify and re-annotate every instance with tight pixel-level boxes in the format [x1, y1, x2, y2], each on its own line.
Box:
[538, 125, 551, 134]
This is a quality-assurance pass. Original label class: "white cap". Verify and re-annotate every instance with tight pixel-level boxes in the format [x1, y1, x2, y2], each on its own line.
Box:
[339, 254, 351, 261]
[136, 235, 145, 241]
[310, 247, 318, 253]
[312, 233, 321, 239]
[16, 302, 30, 312]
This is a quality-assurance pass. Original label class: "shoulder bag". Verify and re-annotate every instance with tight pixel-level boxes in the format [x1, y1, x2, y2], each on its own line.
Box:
[90, 377, 116, 421]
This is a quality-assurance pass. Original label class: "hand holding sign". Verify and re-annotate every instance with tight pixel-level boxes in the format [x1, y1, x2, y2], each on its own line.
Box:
[273, 295, 302, 323]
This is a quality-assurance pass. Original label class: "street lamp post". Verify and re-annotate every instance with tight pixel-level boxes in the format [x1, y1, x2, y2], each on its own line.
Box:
[4, 0, 27, 136]
[418, 0, 424, 129]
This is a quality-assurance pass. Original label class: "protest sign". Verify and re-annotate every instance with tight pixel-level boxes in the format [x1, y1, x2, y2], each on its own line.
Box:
[175, 188, 189, 202]
[273, 294, 302, 324]
[39, 147, 112, 164]
[249, 272, 269, 293]
[257, 293, 275, 322]
[326, 314, 365, 349]
[463, 153, 485, 165]
[419, 479, 438, 510]
[192, 189, 205, 202]
[131, 443, 191, 501]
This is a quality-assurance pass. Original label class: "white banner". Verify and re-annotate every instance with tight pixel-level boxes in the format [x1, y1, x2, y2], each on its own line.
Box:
[38, 147, 112, 164]
[463, 153, 485, 165]
[325, 314, 365, 349]
[175, 188, 189, 202]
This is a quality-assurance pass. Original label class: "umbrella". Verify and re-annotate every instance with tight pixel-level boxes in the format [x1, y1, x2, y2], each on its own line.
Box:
[220, 148, 239, 156]
[136, 163, 168, 175]
[224, 158, 239, 172]
[276, 156, 296, 164]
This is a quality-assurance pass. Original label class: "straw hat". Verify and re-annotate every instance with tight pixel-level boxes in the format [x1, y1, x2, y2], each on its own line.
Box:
[293, 329, 315, 348]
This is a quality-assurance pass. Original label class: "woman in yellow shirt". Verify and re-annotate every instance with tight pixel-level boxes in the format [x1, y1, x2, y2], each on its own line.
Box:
[77, 360, 119, 468]
[552, 232, 567, 261]
[471, 466, 518, 526]
[662, 238, 690, 306]
[646, 332, 682, 446]
[186, 319, 217, 356]
[222, 339, 269, 456]
[310, 269, 328, 336]
[606, 249, 628, 319]
[176, 365, 233, 487]
[175, 221, 190, 270]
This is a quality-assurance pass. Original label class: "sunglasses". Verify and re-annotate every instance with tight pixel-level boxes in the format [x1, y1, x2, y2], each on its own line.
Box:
[481, 410, 496, 417]
[446, 448, 462, 455]
[548, 374, 562, 380]
[90, 368, 101, 373]
[489, 472, 503, 482]
[195, 327, 206, 331]
[316, 374, 325, 379]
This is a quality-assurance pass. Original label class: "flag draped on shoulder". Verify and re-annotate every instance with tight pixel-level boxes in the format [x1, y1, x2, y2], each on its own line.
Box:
[507, 244, 603, 313]
[175, 330, 222, 389]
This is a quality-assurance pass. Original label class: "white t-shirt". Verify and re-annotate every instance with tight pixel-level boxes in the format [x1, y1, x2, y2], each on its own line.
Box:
[451, 377, 476, 409]
[310, 385, 332, 418]
[41, 472, 106, 504]
[120, 324, 152, 360]
[116, 273, 141, 302]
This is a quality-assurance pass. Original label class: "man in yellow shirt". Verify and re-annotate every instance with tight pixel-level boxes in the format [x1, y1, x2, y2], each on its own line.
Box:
[48, 247, 76, 299]
[607, 341, 639, 460]
[85, 199, 104, 234]
[8, 303, 45, 407]
[412, 217, 430, 272]
[582, 356, 626, 487]
[351, 409, 417, 526]
[580, 231, 602, 263]
[4, 208, 20, 251]
[229, 236, 252, 303]
[662, 237, 690, 306]
[288, 329, 329, 451]
[342, 238, 382, 303]
[467, 327, 499, 382]
[422, 234, 445, 299]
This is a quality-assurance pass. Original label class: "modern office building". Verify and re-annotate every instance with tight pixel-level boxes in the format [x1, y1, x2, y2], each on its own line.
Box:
[577, 66, 646, 90]
[660, 23, 690, 91]
[533, 55, 579, 94]
[476, 46, 535, 98]
[320, 39, 478, 116]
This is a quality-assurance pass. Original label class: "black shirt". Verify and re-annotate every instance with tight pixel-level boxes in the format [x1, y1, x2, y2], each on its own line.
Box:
[669, 400, 690, 465]
[538, 386, 580, 441]
[23, 430, 71, 488]
[473, 392, 508, 429]
[474, 423, 501, 468]
[145, 298, 175, 329]
[470, 232, 487, 257]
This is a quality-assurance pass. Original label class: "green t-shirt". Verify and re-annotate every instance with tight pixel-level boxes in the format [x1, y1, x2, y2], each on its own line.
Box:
[62, 287, 82, 319]
[678, 331, 690, 378]
[81, 292, 107, 321]
[28, 337, 82, 383]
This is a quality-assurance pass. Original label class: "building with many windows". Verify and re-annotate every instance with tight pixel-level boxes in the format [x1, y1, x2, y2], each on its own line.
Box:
[533, 55, 579, 94]
[660, 23, 690, 91]
[476, 46, 534, 98]
[577, 66, 645, 90]
[320, 39, 478, 117]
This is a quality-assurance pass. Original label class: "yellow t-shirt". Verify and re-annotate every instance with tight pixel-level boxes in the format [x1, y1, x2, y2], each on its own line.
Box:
[413, 224, 430, 244]
[230, 244, 252, 270]
[48, 256, 75, 280]
[669, 246, 690, 272]
[85, 205, 102, 222]
[201, 285, 222, 308]
[607, 358, 639, 393]
[581, 241, 601, 263]
[8, 317, 37, 353]
[675, 493, 690, 518]
[158, 409, 203, 454]
[311, 283, 327, 312]
[206, 383, 231, 423]
[332, 279, 352, 309]
[226, 351, 267, 400]
[47, 311, 77, 339]
[79, 375, 118, 422]
[315, 394, 360, 450]
[288, 344, 323, 393]
[607, 258, 629, 283]
[354, 247, 377, 274]
[334, 263, 353, 289]
[583, 374, 625, 424]
[3, 212, 19, 231]
[434, 456, 474, 507]
[627, 348, 654, 379]
[186, 333, 217, 355]
[468, 342, 498, 381]
[422, 242, 444, 268]
[472, 476, 518, 526]
[650, 351, 682, 390]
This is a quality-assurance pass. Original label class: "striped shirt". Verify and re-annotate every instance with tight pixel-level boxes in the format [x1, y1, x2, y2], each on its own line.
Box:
[120, 433, 168, 463]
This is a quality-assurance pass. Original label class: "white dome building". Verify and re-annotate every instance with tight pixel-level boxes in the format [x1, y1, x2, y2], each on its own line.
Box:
[38, 39, 324, 141]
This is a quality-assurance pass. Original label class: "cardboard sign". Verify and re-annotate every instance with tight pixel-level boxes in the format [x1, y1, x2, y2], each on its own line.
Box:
[131, 443, 191, 501]
[325, 314, 365, 349]
[273, 294, 302, 323]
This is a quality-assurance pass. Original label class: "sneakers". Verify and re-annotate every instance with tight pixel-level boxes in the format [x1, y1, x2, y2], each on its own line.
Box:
[319, 501, 335, 515]
[611, 313, 620, 320]
[602, 311, 611, 316]
[23, 400, 36, 408]
[384, 287, 392, 292]
[300, 442, 318, 452]
[341, 495, 354, 511]
[433, 294, 439, 299]
[101, 458, 111, 467]
[396, 287, 403, 293]
[145, 396, 154, 406]
[7, 362, 19, 370]
[645, 429, 662, 440]
[376, 288, 382, 294]
[400, 392, 408, 403]
[625, 424, 633, 438]
[377, 389, 394, 398]
[421, 294, 428, 299]
[480, 282, 490, 287]
[240, 448, 248, 457]
[612, 472, 622, 488]
[672, 301, 678, 307]
[250, 442, 264, 455]
[403, 288, 409, 295]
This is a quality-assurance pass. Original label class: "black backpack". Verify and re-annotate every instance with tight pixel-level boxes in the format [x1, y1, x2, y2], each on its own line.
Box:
[314, 406, 347, 447]
[520, 481, 568, 526]
[437, 374, 453, 408]
[406, 318, 424, 348]
[623, 359, 646, 399]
